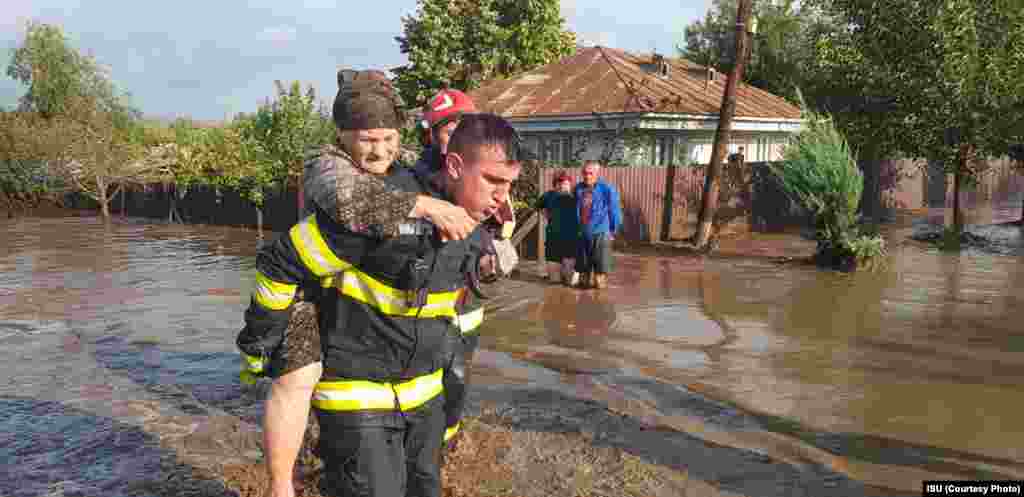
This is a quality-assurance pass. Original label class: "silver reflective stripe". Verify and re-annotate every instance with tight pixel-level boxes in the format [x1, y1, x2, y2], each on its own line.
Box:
[290, 215, 350, 277]
[456, 307, 484, 333]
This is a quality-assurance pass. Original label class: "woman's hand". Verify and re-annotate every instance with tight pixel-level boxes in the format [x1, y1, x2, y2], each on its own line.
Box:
[412, 195, 478, 241]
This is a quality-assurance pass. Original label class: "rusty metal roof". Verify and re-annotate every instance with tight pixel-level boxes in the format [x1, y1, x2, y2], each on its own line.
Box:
[469, 46, 801, 121]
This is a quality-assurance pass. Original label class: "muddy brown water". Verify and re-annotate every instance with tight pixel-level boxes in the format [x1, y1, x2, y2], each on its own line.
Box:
[1, 203, 1022, 496]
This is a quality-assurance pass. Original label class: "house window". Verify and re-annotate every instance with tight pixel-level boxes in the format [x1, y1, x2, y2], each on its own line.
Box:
[690, 142, 709, 164]
[672, 139, 690, 165]
[654, 136, 673, 166]
[542, 137, 559, 164]
[520, 135, 540, 158]
[561, 135, 574, 164]
[542, 135, 573, 165]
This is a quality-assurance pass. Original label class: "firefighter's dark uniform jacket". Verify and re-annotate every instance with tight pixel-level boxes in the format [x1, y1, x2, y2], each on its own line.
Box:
[237, 166, 482, 425]
[410, 150, 487, 444]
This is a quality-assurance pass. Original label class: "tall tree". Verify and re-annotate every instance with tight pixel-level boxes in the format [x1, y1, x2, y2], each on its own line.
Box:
[7, 22, 136, 122]
[809, 0, 1024, 238]
[4, 22, 159, 219]
[393, 0, 576, 107]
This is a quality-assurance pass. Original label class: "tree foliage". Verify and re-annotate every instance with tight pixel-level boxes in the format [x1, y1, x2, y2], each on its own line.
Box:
[7, 21, 137, 123]
[241, 80, 334, 182]
[393, 0, 576, 107]
[680, 0, 809, 102]
[771, 101, 885, 269]
[806, 0, 1024, 233]
[0, 111, 60, 195]
[166, 120, 275, 205]
[3, 22, 157, 217]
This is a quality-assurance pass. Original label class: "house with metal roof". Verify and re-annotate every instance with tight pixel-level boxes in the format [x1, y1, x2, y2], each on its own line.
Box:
[469, 46, 803, 166]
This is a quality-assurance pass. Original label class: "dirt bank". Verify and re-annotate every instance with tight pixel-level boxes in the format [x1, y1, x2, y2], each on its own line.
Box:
[128, 406, 743, 497]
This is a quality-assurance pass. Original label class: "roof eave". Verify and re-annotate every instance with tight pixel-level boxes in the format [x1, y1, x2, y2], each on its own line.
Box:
[503, 112, 803, 124]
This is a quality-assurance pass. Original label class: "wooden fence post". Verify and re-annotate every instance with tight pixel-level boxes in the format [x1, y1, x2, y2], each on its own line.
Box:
[256, 206, 264, 239]
[661, 164, 677, 241]
[536, 165, 546, 275]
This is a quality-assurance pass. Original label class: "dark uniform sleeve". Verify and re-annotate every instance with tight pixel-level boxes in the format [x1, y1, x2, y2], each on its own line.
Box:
[235, 209, 368, 383]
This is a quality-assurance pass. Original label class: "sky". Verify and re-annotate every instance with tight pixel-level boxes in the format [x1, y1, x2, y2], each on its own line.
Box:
[0, 0, 714, 121]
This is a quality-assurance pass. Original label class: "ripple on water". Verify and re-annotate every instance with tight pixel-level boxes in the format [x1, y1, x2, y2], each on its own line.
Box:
[0, 398, 164, 497]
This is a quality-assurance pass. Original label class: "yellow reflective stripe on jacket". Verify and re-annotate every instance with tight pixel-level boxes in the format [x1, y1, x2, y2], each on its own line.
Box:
[242, 353, 265, 374]
[312, 368, 444, 412]
[333, 270, 459, 318]
[455, 307, 484, 334]
[240, 353, 265, 384]
[289, 215, 352, 277]
[320, 275, 335, 289]
[444, 421, 461, 442]
[253, 271, 297, 310]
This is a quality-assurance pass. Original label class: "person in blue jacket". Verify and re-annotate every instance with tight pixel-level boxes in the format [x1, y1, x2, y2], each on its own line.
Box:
[574, 160, 622, 289]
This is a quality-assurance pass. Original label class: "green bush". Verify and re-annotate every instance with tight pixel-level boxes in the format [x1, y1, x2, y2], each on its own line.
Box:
[770, 97, 886, 270]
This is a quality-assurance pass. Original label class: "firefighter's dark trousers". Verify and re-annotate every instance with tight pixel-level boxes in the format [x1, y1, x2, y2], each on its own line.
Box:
[442, 333, 478, 443]
[315, 395, 446, 497]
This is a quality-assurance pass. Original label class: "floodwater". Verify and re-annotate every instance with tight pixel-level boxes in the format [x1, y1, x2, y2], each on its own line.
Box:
[1, 204, 1023, 496]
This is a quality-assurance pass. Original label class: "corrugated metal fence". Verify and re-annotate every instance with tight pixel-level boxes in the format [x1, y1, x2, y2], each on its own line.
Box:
[541, 160, 1024, 242]
[540, 165, 706, 241]
[95, 160, 1021, 243]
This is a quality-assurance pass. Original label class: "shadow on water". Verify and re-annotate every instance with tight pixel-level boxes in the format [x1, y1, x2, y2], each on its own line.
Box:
[0, 396, 232, 497]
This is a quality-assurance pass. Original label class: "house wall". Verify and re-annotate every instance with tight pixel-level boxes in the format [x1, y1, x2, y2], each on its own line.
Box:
[521, 129, 792, 166]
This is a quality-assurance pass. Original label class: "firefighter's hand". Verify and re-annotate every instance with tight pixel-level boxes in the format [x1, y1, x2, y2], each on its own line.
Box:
[415, 196, 478, 242]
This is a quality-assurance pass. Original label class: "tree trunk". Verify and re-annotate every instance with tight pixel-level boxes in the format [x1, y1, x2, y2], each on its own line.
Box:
[168, 184, 181, 224]
[535, 164, 546, 274]
[694, 0, 754, 249]
[953, 155, 963, 235]
[121, 185, 127, 217]
[97, 175, 111, 219]
[256, 206, 264, 239]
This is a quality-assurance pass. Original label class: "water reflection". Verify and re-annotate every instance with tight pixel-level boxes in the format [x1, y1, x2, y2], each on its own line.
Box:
[0, 396, 167, 497]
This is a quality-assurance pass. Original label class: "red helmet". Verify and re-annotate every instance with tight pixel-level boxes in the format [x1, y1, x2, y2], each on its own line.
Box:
[423, 88, 476, 129]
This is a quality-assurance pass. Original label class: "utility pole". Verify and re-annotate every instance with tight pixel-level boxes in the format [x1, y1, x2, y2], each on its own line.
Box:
[693, 0, 755, 250]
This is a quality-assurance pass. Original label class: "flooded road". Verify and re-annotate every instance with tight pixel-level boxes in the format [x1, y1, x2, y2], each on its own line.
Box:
[2, 207, 1022, 496]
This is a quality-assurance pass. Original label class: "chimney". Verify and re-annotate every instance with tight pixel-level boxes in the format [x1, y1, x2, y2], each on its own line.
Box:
[652, 53, 670, 79]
